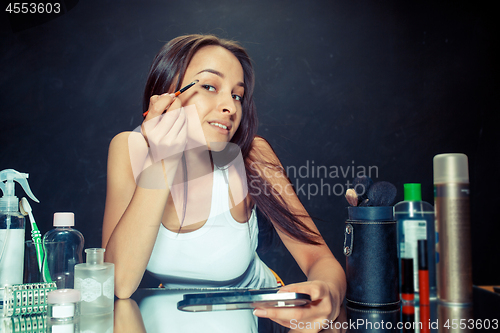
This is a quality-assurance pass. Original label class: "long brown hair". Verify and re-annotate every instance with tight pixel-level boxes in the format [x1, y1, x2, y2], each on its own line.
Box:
[143, 34, 320, 244]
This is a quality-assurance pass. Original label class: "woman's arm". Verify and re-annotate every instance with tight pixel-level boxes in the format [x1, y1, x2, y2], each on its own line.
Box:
[102, 94, 185, 299]
[102, 132, 170, 299]
[250, 137, 346, 330]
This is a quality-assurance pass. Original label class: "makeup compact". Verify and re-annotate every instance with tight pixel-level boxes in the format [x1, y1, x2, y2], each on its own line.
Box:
[177, 288, 311, 312]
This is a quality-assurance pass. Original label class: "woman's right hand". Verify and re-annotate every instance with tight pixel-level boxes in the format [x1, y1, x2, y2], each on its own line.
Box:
[141, 93, 187, 164]
[127, 93, 187, 190]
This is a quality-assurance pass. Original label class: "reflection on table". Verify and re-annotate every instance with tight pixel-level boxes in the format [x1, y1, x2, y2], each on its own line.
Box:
[1, 312, 113, 333]
[135, 288, 258, 332]
[112, 286, 498, 333]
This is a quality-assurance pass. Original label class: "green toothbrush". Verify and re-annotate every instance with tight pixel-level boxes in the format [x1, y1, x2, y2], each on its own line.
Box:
[20, 197, 51, 282]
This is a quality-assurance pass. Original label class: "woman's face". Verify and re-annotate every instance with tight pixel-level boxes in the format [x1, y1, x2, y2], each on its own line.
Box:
[178, 45, 245, 151]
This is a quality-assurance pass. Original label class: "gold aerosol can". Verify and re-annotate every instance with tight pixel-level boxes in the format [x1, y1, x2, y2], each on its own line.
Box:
[433, 153, 473, 304]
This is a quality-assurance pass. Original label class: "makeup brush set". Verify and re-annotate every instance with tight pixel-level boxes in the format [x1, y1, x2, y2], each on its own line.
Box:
[343, 176, 400, 308]
[345, 176, 397, 207]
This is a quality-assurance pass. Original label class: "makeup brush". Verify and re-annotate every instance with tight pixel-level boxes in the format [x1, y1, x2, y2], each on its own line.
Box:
[175, 79, 199, 96]
[366, 181, 397, 206]
[142, 80, 199, 117]
[345, 188, 358, 206]
[352, 176, 373, 206]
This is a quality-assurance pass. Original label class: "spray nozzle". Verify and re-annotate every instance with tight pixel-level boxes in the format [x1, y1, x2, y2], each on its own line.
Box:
[0, 169, 39, 212]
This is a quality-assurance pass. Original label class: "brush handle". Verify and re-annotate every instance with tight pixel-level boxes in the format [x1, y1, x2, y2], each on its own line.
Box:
[40, 239, 53, 283]
[30, 229, 44, 272]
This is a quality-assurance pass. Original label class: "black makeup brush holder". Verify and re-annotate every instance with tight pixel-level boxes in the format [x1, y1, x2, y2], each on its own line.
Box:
[346, 304, 401, 331]
[344, 206, 400, 308]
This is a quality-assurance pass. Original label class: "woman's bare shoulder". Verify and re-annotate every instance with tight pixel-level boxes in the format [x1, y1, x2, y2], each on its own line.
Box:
[106, 131, 140, 189]
[109, 131, 133, 150]
[108, 131, 146, 158]
[107, 131, 138, 172]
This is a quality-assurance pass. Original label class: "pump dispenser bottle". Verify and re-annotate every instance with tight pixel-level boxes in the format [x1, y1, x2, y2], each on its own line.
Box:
[74, 248, 114, 315]
[0, 169, 39, 298]
[42, 212, 85, 288]
[395, 183, 436, 299]
[434, 153, 472, 304]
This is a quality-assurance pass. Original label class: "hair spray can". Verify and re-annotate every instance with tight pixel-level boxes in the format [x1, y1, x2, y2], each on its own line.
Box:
[433, 153, 472, 304]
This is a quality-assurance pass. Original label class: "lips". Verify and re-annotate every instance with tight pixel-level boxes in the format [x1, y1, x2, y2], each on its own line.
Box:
[208, 121, 231, 132]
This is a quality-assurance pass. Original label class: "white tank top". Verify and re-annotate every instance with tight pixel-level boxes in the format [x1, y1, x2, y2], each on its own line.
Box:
[146, 166, 278, 289]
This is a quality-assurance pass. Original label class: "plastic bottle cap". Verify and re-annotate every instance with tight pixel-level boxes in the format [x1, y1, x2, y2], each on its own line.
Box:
[433, 153, 469, 184]
[54, 212, 75, 227]
[47, 289, 81, 304]
[403, 183, 421, 201]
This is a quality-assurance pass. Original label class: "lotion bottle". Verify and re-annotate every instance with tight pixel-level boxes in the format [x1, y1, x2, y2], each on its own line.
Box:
[74, 248, 114, 315]
[0, 169, 39, 300]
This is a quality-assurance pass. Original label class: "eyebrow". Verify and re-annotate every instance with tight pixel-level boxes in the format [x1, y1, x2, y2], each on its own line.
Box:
[196, 69, 245, 87]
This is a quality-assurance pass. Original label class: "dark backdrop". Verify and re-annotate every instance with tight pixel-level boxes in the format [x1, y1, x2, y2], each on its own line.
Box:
[1, 0, 498, 285]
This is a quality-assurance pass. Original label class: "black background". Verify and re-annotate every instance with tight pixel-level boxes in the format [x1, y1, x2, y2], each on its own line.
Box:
[1, 0, 498, 285]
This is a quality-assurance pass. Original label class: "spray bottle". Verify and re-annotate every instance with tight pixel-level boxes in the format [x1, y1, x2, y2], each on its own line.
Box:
[0, 169, 39, 298]
[434, 153, 472, 304]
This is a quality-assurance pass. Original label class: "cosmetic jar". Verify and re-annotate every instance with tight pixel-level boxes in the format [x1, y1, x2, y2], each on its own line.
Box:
[47, 288, 81, 320]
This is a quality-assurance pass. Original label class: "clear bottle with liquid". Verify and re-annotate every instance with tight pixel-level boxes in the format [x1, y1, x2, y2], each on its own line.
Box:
[395, 183, 436, 299]
[74, 248, 114, 315]
[42, 212, 85, 288]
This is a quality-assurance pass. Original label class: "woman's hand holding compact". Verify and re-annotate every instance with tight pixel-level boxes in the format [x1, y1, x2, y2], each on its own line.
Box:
[254, 280, 338, 333]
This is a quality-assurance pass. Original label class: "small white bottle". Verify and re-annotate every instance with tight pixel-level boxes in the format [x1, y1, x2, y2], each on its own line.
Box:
[74, 248, 114, 315]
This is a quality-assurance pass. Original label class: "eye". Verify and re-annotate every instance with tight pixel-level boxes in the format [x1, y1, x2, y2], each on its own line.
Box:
[201, 84, 216, 92]
[232, 94, 243, 102]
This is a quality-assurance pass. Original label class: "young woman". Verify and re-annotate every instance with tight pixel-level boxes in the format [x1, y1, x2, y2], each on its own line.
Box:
[102, 34, 346, 330]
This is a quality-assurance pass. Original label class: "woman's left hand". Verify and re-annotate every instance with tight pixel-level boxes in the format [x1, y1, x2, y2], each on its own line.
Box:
[253, 280, 339, 332]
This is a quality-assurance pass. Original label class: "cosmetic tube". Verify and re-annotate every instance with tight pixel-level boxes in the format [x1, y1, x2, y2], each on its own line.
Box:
[401, 258, 414, 302]
[418, 240, 430, 306]
[433, 153, 472, 304]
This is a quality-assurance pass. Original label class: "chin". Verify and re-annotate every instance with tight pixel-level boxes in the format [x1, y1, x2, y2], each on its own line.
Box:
[207, 141, 230, 152]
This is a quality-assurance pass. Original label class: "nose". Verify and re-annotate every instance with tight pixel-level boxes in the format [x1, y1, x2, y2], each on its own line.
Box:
[217, 94, 237, 115]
